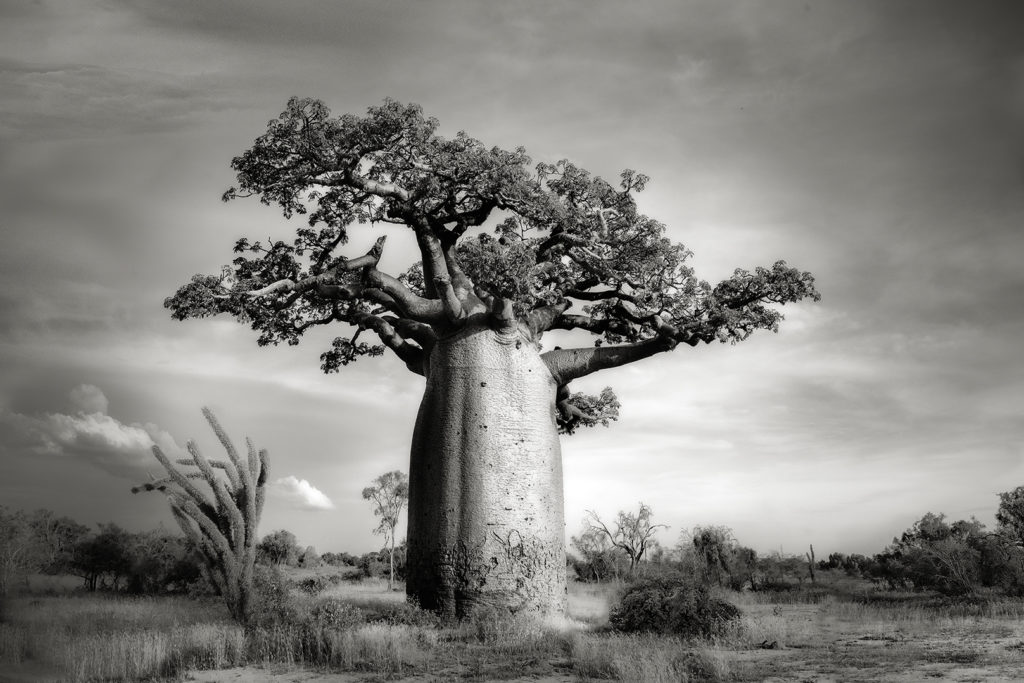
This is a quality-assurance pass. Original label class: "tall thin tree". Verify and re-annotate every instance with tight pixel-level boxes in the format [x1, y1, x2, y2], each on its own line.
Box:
[362, 471, 409, 591]
[132, 408, 268, 624]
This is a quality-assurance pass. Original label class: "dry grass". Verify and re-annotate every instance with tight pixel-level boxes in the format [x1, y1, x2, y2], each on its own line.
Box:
[4, 575, 1024, 682]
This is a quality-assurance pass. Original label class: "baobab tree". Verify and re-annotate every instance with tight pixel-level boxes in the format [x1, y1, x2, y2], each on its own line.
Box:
[165, 98, 819, 616]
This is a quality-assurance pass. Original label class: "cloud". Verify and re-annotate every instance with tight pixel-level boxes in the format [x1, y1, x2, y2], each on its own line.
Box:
[0, 58, 237, 141]
[271, 476, 335, 511]
[68, 384, 109, 414]
[0, 384, 177, 479]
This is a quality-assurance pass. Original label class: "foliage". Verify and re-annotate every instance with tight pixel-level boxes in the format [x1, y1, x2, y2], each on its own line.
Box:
[996, 486, 1024, 543]
[608, 570, 741, 638]
[132, 408, 269, 624]
[867, 513, 990, 596]
[68, 524, 133, 592]
[257, 529, 301, 566]
[321, 551, 357, 566]
[297, 545, 321, 568]
[164, 97, 820, 428]
[309, 597, 365, 629]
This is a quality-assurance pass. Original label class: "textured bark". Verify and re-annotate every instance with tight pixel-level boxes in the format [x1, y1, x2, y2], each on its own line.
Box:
[406, 322, 567, 617]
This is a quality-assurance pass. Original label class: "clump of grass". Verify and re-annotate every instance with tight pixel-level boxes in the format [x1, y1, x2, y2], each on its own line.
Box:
[713, 611, 814, 649]
[244, 621, 436, 675]
[570, 632, 729, 682]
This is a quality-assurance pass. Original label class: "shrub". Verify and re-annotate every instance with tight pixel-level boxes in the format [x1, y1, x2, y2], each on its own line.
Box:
[250, 565, 300, 626]
[310, 598, 365, 629]
[609, 571, 741, 639]
[297, 575, 332, 596]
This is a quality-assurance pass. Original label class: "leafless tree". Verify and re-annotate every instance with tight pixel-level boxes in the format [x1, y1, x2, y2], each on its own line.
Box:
[585, 503, 667, 573]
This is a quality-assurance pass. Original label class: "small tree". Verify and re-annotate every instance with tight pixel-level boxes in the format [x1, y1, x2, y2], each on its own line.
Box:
[0, 507, 36, 596]
[68, 524, 133, 591]
[133, 408, 268, 624]
[996, 487, 1024, 545]
[571, 524, 625, 582]
[257, 529, 300, 566]
[690, 525, 736, 586]
[585, 503, 666, 574]
[362, 470, 409, 590]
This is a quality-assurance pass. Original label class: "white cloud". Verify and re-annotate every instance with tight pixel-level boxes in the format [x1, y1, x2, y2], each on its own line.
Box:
[68, 383, 108, 414]
[0, 384, 177, 479]
[271, 475, 335, 511]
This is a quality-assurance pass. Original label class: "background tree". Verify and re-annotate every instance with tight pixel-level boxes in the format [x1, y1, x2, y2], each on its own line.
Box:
[690, 525, 736, 587]
[164, 98, 819, 615]
[133, 408, 269, 623]
[362, 470, 409, 591]
[585, 503, 667, 574]
[298, 545, 322, 568]
[256, 529, 300, 567]
[996, 487, 1024, 546]
[68, 523, 133, 591]
[0, 507, 37, 595]
[868, 512, 986, 596]
[570, 524, 624, 582]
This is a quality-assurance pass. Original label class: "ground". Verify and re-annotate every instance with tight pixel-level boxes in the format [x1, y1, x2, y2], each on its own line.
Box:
[2, 571, 1024, 682]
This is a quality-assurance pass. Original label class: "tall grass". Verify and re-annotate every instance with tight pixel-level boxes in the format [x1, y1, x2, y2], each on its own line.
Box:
[0, 595, 244, 681]
[7, 575, 1021, 682]
[569, 632, 730, 682]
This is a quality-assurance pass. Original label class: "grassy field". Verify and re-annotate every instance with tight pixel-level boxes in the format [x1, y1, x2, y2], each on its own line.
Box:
[3, 570, 1024, 682]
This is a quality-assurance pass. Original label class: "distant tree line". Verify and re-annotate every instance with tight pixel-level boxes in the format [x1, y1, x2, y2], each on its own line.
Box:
[569, 487, 1024, 599]
[0, 505, 407, 598]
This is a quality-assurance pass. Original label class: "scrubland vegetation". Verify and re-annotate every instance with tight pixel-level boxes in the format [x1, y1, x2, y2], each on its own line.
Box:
[4, 486, 1024, 681]
[4, 565, 1024, 681]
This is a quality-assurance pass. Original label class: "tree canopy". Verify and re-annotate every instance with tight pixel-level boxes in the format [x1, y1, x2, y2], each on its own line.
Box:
[166, 98, 820, 429]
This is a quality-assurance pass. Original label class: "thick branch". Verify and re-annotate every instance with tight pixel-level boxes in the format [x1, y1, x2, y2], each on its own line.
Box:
[524, 301, 571, 338]
[352, 311, 426, 375]
[367, 269, 446, 324]
[247, 236, 387, 299]
[542, 337, 676, 385]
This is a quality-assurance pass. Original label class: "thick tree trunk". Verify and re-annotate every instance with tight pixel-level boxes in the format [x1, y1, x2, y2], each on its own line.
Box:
[406, 322, 567, 617]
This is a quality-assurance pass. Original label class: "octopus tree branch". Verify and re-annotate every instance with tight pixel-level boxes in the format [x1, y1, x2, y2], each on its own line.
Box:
[384, 316, 438, 349]
[365, 269, 445, 324]
[351, 311, 426, 376]
[433, 275, 468, 324]
[315, 167, 413, 203]
[247, 236, 387, 298]
[524, 300, 571, 338]
[542, 336, 677, 385]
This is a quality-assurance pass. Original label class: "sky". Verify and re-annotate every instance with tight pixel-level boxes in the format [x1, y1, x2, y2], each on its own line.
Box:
[1, 0, 1023, 559]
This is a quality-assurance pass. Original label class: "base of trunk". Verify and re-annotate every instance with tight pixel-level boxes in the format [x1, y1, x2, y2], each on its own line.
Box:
[406, 324, 567, 617]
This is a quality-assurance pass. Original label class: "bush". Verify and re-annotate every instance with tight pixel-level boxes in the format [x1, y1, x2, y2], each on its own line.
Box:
[609, 571, 741, 639]
[297, 575, 333, 596]
[310, 597, 365, 629]
[250, 565, 300, 626]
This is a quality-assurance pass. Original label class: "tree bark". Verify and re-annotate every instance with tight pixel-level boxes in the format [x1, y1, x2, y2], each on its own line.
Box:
[406, 322, 567, 618]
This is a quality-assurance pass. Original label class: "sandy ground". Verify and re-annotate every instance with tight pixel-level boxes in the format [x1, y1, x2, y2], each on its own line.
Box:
[184, 669, 577, 683]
